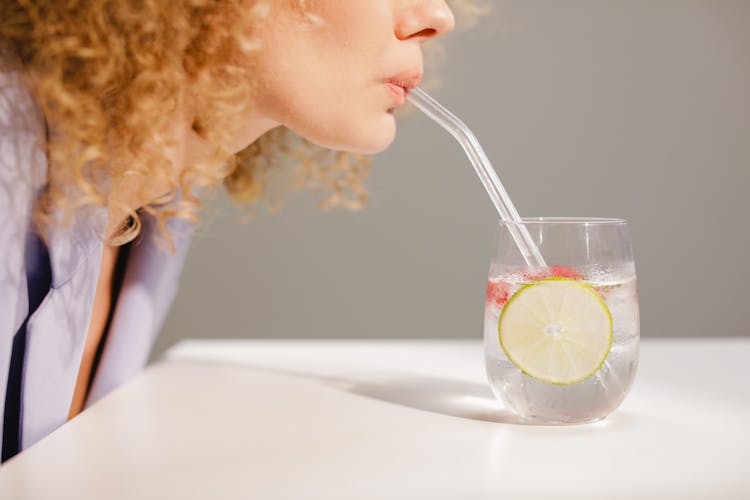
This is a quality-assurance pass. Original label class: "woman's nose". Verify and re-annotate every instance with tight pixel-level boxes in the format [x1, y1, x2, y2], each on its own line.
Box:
[394, 0, 456, 42]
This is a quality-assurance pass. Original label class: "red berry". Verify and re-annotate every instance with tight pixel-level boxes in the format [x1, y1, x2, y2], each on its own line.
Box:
[549, 265, 583, 280]
[486, 280, 511, 306]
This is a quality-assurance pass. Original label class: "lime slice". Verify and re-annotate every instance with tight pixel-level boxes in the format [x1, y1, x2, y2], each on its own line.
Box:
[498, 278, 612, 385]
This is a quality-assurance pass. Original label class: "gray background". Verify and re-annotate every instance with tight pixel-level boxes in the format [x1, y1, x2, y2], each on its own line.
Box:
[154, 0, 750, 359]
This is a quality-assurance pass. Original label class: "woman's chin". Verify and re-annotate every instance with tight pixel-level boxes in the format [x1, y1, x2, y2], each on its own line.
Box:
[347, 135, 395, 155]
[340, 115, 397, 154]
[294, 112, 396, 155]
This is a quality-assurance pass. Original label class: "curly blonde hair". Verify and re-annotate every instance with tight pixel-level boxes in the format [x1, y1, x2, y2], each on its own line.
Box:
[0, 0, 487, 247]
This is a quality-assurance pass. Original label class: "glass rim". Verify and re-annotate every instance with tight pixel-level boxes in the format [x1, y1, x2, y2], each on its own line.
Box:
[499, 217, 628, 226]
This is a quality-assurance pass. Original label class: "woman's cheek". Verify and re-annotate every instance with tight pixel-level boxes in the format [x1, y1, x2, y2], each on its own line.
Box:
[258, 72, 398, 153]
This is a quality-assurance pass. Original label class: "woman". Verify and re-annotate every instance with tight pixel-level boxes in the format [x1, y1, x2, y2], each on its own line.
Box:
[0, 0, 462, 460]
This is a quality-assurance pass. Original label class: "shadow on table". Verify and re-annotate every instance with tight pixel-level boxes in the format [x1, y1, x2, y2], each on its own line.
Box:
[327, 373, 642, 430]
[324, 373, 528, 424]
[168, 356, 525, 424]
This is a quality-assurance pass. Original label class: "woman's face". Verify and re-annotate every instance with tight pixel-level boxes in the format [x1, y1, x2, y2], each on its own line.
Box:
[249, 0, 455, 154]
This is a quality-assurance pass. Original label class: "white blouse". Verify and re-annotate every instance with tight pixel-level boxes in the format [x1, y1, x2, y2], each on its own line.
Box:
[0, 66, 193, 455]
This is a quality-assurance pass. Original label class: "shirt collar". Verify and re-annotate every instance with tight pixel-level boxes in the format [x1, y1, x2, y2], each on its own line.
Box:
[45, 204, 106, 289]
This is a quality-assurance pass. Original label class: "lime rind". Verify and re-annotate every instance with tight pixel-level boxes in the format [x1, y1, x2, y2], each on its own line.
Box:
[498, 277, 613, 386]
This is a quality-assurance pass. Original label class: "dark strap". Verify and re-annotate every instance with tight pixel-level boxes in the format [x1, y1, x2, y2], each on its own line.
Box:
[2, 231, 52, 462]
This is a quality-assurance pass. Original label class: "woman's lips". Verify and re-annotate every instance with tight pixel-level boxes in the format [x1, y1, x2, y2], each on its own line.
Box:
[385, 82, 407, 106]
[384, 72, 422, 107]
[387, 72, 423, 89]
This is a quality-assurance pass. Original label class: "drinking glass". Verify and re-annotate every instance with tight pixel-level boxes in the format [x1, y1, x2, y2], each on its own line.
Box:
[484, 218, 640, 424]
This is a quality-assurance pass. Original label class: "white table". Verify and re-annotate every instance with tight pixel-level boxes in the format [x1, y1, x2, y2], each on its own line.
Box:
[1, 339, 749, 499]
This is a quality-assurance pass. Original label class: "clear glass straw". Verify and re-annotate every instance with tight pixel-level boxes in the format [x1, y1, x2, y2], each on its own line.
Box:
[407, 87, 546, 268]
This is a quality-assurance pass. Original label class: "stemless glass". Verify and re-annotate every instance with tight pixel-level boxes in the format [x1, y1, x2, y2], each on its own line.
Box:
[483, 218, 640, 424]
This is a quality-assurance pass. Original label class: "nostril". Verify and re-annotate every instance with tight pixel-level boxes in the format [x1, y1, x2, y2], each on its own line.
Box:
[411, 28, 437, 39]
